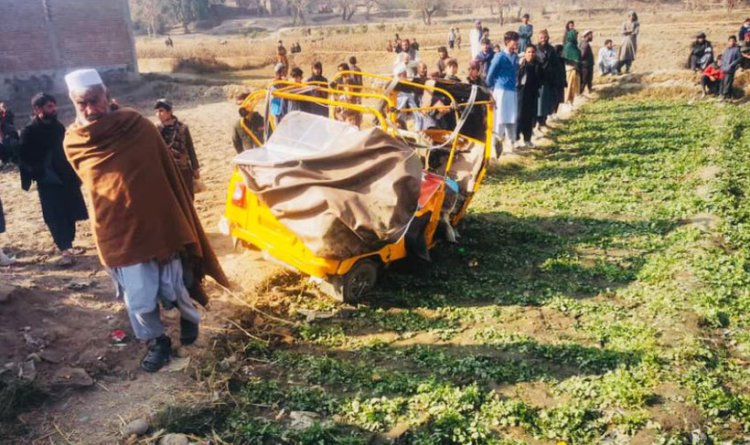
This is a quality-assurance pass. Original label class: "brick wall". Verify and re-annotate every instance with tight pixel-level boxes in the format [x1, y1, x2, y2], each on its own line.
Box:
[0, 0, 58, 72]
[0, 0, 137, 99]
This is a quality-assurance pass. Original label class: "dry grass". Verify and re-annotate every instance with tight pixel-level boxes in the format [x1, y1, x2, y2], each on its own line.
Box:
[135, 6, 750, 93]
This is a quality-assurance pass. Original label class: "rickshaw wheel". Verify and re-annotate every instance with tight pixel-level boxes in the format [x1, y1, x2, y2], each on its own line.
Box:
[329, 258, 380, 303]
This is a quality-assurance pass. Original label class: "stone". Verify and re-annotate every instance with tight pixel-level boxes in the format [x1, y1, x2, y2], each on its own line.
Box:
[289, 411, 320, 431]
[121, 417, 149, 437]
[159, 433, 189, 445]
[51, 367, 94, 387]
[40, 350, 65, 364]
[18, 360, 37, 381]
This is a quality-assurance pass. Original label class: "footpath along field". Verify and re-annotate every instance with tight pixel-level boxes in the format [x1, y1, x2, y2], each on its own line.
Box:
[151, 93, 750, 444]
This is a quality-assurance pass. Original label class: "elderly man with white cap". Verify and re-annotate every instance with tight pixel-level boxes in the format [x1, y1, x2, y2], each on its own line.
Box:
[62, 69, 229, 372]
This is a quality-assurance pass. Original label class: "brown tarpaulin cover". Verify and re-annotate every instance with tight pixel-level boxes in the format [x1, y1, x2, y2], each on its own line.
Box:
[64, 108, 229, 294]
[235, 112, 422, 259]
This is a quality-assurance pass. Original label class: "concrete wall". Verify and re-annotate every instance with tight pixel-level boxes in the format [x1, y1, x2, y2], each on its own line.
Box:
[0, 0, 138, 100]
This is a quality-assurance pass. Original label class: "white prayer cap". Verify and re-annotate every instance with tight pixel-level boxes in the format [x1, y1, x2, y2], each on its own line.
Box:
[393, 64, 408, 77]
[64, 69, 104, 92]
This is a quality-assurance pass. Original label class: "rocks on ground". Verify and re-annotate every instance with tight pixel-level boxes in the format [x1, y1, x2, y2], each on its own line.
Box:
[121, 417, 150, 437]
[51, 366, 94, 388]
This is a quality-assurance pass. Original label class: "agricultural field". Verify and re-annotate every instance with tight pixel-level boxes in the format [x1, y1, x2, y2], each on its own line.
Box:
[139, 87, 750, 444]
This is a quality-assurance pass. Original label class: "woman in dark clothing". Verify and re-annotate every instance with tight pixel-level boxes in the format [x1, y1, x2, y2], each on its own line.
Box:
[517, 44, 542, 147]
[554, 44, 567, 113]
[536, 29, 565, 129]
[19, 93, 88, 265]
[306, 61, 330, 117]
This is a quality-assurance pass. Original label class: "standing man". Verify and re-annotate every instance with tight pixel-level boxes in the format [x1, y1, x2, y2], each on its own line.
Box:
[516, 44, 541, 148]
[598, 39, 619, 75]
[19, 93, 88, 266]
[536, 29, 565, 130]
[562, 23, 581, 105]
[155, 99, 200, 200]
[740, 32, 750, 70]
[518, 14, 533, 54]
[739, 18, 750, 42]
[276, 40, 288, 67]
[436, 46, 451, 76]
[487, 31, 520, 155]
[579, 30, 594, 94]
[470, 20, 483, 59]
[618, 11, 639, 74]
[720, 35, 741, 101]
[475, 39, 495, 79]
[448, 27, 456, 50]
[63, 69, 229, 373]
[307, 61, 329, 117]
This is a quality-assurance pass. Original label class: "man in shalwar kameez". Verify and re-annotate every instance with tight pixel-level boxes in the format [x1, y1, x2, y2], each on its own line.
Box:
[62, 69, 229, 373]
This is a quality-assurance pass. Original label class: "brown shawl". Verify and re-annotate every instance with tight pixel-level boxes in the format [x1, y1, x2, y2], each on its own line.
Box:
[64, 108, 229, 291]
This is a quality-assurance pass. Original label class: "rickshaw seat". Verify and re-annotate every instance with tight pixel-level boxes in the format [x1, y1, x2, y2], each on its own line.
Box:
[419, 171, 443, 209]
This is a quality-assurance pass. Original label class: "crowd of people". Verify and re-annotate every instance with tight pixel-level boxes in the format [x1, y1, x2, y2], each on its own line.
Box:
[383, 11, 639, 153]
[692, 18, 750, 99]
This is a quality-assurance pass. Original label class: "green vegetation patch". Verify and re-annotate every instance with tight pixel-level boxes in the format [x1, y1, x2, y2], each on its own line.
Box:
[159, 97, 750, 443]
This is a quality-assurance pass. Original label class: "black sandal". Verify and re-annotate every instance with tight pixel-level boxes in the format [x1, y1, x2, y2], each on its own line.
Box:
[141, 335, 171, 372]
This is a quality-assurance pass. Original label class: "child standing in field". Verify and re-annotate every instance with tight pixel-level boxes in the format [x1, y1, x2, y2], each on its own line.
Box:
[720, 35, 741, 100]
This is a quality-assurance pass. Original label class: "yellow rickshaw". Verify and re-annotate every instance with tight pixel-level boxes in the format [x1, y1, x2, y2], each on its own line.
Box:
[220, 72, 493, 302]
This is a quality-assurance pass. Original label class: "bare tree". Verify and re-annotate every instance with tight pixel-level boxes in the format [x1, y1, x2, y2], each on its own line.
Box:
[336, 0, 357, 21]
[364, 0, 380, 20]
[410, 0, 444, 25]
[289, 0, 309, 25]
[130, 0, 166, 36]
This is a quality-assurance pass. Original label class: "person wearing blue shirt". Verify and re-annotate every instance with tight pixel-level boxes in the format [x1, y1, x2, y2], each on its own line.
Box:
[720, 35, 742, 100]
[487, 31, 520, 155]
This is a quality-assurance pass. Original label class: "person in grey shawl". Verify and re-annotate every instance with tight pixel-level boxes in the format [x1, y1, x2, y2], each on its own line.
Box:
[618, 11, 639, 73]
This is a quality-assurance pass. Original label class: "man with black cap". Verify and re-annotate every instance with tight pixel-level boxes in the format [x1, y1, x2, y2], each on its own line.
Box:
[154, 99, 200, 199]
[579, 30, 594, 94]
[688, 33, 714, 72]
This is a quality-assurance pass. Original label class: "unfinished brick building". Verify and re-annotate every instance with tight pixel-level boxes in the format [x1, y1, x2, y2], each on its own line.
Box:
[0, 0, 138, 101]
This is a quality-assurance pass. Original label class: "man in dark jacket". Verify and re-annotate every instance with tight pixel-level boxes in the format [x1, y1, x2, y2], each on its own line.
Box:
[536, 29, 565, 129]
[579, 30, 594, 94]
[688, 33, 714, 71]
[516, 44, 542, 147]
[19, 93, 88, 265]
